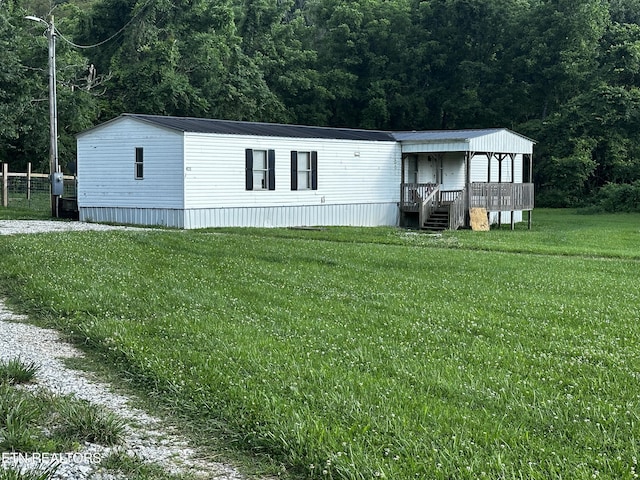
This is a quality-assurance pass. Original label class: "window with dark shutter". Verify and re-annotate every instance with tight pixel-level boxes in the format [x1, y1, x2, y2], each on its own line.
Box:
[268, 149, 276, 190]
[245, 149, 253, 190]
[246, 148, 275, 190]
[291, 151, 298, 190]
[291, 150, 317, 190]
[311, 151, 318, 190]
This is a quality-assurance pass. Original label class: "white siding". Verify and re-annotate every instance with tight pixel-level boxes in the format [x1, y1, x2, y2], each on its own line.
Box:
[77, 117, 185, 209]
[490, 211, 523, 224]
[514, 157, 523, 183]
[470, 153, 524, 183]
[441, 153, 465, 190]
[182, 133, 401, 209]
[78, 120, 401, 229]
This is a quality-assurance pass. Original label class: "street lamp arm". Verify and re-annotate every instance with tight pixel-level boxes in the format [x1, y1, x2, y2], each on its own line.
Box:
[24, 15, 48, 24]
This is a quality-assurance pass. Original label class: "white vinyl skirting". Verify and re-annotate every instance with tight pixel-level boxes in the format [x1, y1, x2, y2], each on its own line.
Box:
[79, 203, 400, 229]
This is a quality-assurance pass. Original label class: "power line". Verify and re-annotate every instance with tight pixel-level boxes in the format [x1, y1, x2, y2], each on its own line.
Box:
[54, 1, 152, 50]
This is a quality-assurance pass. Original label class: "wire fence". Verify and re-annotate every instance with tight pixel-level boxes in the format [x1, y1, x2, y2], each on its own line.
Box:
[1, 163, 77, 212]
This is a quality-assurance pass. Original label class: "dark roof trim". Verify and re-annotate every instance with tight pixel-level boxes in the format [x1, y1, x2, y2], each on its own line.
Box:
[123, 114, 396, 142]
[77, 114, 536, 145]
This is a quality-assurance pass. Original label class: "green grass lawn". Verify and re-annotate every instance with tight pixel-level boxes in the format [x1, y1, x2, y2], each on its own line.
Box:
[1, 209, 639, 479]
[0, 203, 51, 220]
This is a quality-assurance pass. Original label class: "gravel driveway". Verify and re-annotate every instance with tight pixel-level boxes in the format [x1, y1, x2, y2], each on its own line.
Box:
[0, 220, 258, 480]
[0, 220, 146, 236]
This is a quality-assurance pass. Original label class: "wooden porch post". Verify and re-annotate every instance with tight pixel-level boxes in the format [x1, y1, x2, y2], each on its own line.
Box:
[497, 153, 505, 228]
[401, 154, 406, 200]
[486, 153, 493, 226]
[400, 154, 406, 227]
[465, 152, 472, 227]
[528, 153, 533, 230]
[510, 153, 516, 230]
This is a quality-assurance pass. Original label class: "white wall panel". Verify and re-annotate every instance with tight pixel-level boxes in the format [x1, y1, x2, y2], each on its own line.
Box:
[77, 117, 184, 209]
[441, 153, 465, 190]
[489, 211, 523, 225]
[182, 133, 401, 209]
[470, 153, 524, 183]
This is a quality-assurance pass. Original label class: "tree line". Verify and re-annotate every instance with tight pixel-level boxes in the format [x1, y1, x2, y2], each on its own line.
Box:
[2, 0, 640, 209]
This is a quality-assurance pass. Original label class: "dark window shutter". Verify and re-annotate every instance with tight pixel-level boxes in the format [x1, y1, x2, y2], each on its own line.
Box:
[245, 149, 253, 190]
[268, 149, 276, 190]
[290, 151, 298, 190]
[135, 147, 144, 179]
[311, 151, 318, 190]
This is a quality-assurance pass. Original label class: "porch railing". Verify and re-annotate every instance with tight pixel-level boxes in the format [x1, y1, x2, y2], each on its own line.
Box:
[401, 183, 438, 212]
[469, 183, 534, 211]
[401, 182, 534, 230]
[440, 190, 462, 204]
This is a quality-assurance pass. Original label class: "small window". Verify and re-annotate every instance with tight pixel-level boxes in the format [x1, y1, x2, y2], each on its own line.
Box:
[245, 149, 275, 190]
[291, 151, 317, 190]
[135, 147, 144, 179]
[297, 152, 312, 189]
[253, 150, 268, 189]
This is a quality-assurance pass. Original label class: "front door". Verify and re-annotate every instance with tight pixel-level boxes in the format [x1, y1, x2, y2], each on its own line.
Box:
[408, 156, 418, 184]
[421, 154, 438, 184]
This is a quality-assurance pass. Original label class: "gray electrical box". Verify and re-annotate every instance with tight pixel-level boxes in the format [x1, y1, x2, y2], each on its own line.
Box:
[51, 172, 64, 196]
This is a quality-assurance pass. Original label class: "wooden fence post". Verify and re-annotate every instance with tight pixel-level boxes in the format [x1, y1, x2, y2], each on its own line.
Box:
[2, 163, 8, 207]
[27, 162, 32, 200]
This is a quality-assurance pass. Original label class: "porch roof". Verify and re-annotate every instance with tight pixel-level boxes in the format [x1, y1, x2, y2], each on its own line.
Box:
[393, 128, 535, 155]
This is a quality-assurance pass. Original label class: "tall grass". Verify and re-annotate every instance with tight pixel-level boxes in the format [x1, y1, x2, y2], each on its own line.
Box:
[0, 372, 125, 453]
[0, 358, 39, 385]
[1, 209, 639, 479]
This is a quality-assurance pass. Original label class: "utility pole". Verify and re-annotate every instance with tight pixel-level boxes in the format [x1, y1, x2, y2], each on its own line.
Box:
[25, 15, 60, 218]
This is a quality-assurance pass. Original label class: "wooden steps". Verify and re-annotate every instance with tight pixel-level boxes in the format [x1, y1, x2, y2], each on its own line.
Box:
[423, 206, 449, 231]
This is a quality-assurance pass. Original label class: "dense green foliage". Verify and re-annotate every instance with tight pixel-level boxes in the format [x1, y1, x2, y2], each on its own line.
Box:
[587, 179, 640, 211]
[1, 210, 640, 479]
[2, 0, 640, 206]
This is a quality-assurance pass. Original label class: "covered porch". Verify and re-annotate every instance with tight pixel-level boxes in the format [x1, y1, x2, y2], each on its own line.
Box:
[394, 129, 535, 231]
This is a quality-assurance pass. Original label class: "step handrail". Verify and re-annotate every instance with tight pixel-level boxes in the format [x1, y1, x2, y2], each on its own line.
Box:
[448, 188, 467, 230]
[419, 185, 440, 227]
